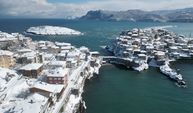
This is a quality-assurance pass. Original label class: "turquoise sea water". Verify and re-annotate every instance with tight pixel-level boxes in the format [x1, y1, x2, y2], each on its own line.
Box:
[0, 19, 193, 113]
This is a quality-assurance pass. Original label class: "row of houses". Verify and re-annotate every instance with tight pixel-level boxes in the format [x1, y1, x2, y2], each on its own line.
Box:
[113, 28, 193, 67]
[0, 30, 101, 113]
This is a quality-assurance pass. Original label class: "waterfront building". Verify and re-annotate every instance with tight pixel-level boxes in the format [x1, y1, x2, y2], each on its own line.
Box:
[55, 42, 71, 47]
[137, 54, 147, 60]
[38, 40, 46, 46]
[90, 51, 100, 57]
[169, 46, 179, 53]
[155, 51, 166, 61]
[79, 46, 89, 53]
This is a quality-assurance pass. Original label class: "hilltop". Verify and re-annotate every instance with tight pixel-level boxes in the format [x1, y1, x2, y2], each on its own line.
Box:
[79, 7, 193, 22]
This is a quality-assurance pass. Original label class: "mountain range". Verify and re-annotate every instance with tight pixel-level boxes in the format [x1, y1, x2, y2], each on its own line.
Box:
[79, 7, 193, 22]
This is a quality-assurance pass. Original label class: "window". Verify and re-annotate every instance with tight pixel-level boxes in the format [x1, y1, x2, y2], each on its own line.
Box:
[31, 70, 37, 76]
[58, 78, 62, 80]
[49, 77, 53, 80]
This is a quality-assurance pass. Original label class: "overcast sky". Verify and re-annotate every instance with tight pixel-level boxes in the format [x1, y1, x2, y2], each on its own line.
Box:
[0, 0, 193, 18]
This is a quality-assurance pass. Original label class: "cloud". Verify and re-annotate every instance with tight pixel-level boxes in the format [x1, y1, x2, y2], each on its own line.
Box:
[0, 0, 193, 18]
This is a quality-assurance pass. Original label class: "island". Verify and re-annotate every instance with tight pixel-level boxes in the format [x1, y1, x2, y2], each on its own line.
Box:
[26, 25, 83, 36]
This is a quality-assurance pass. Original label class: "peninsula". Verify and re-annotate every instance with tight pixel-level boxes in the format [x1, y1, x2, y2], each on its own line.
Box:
[105, 27, 193, 87]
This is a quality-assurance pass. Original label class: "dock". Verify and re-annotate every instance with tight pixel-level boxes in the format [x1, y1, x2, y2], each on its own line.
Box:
[100, 56, 134, 68]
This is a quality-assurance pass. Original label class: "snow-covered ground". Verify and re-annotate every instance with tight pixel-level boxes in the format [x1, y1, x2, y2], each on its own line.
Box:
[0, 68, 21, 93]
[26, 26, 83, 36]
[0, 77, 48, 113]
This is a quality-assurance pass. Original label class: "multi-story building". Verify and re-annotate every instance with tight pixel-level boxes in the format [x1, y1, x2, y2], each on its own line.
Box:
[0, 50, 15, 68]
[46, 68, 69, 85]
[18, 63, 43, 78]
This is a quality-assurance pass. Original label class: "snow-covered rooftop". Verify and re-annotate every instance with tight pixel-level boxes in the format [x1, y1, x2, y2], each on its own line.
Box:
[18, 49, 32, 53]
[90, 51, 100, 55]
[0, 31, 17, 40]
[0, 68, 20, 93]
[20, 63, 43, 70]
[61, 50, 70, 54]
[46, 68, 69, 77]
[169, 46, 178, 50]
[0, 78, 48, 113]
[155, 51, 165, 56]
[32, 81, 64, 93]
[138, 54, 146, 57]
[43, 53, 55, 59]
[61, 46, 72, 50]
[55, 42, 71, 47]
[21, 51, 37, 58]
[48, 61, 66, 67]
[67, 50, 81, 58]
[38, 40, 46, 44]
[0, 50, 14, 56]
[51, 46, 60, 49]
